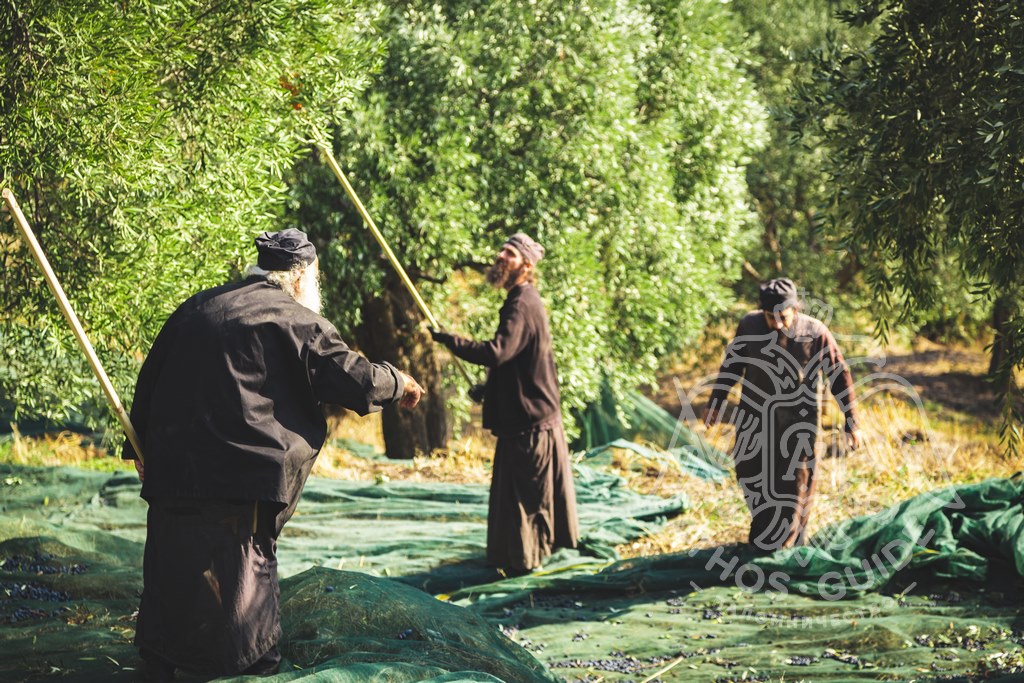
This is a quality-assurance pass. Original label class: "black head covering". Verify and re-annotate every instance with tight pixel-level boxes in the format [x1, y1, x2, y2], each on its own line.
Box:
[255, 229, 317, 271]
[759, 278, 799, 311]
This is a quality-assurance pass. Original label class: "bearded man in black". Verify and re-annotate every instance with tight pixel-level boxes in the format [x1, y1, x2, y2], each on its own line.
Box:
[431, 233, 578, 575]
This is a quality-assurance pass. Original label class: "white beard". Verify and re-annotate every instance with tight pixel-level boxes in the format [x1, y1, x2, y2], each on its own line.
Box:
[245, 263, 322, 314]
[293, 265, 322, 315]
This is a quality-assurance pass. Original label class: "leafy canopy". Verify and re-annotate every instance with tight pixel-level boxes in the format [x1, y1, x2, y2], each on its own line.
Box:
[795, 0, 1024, 441]
[289, 0, 769, 424]
[1, 0, 384, 427]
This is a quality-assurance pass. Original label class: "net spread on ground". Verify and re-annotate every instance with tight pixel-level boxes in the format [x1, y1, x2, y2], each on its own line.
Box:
[1, 410, 1022, 682]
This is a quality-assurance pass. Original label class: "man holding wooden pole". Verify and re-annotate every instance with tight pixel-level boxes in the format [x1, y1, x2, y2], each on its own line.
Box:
[122, 228, 424, 679]
[429, 233, 578, 576]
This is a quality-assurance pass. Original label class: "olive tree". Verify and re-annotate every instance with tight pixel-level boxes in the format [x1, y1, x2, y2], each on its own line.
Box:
[0, 0, 384, 431]
[288, 0, 768, 457]
[729, 0, 866, 303]
[795, 0, 1024, 444]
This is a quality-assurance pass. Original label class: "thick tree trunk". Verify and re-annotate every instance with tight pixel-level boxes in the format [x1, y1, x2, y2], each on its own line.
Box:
[355, 278, 450, 459]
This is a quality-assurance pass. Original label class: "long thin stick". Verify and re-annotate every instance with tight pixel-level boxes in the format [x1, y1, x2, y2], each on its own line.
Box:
[2, 188, 144, 463]
[314, 141, 475, 386]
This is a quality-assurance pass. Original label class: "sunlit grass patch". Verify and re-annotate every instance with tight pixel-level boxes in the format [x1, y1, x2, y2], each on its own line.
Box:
[616, 381, 1020, 559]
[312, 410, 496, 485]
[0, 427, 124, 473]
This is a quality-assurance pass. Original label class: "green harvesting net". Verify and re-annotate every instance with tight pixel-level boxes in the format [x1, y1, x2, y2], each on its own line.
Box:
[0, 454, 686, 682]
[446, 474, 1024, 682]
[1, 450, 1022, 681]
[573, 386, 731, 483]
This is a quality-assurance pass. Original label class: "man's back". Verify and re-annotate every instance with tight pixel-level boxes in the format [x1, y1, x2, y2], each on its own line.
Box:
[131, 277, 330, 503]
[130, 276, 405, 504]
[719, 311, 852, 411]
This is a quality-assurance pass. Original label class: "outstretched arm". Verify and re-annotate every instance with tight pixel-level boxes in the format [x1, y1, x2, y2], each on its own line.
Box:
[307, 322, 419, 415]
[431, 302, 530, 368]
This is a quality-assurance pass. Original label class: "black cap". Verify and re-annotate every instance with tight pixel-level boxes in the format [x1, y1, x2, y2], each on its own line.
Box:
[759, 278, 799, 311]
[255, 229, 316, 271]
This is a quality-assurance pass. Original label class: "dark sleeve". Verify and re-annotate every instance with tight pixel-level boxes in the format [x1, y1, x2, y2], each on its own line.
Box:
[306, 324, 406, 416]
[707, 320, 748, 408]
[821, 327, 858, 432]
[444, 301, 530, 368]
[121, 312, 180, 460]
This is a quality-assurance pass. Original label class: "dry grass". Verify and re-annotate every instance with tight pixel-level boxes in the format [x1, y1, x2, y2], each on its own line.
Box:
[0, 426, 120, 472]
[311, 409, 497, 485]
[617, 344, 1021, 559]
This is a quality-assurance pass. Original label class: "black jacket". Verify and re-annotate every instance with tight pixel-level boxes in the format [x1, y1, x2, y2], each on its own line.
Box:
[123, 276, 404, 505]
[445, 282, 562, 437]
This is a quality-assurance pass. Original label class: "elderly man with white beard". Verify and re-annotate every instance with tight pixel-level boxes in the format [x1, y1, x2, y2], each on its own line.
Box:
[122, 228, 424, 680]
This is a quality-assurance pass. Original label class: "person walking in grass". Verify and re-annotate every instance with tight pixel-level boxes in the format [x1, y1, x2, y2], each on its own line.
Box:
[430, 233, 579, 576]
[704, 277, 862, 553]
[123, 229, 424, 680]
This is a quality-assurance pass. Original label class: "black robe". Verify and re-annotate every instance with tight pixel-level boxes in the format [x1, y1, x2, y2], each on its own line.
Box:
[443, 282, 579, 571]
[123, 275, 405, 674]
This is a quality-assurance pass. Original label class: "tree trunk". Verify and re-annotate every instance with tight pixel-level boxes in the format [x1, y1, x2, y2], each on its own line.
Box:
[835, 252, 861, 289]
[761, 214, 783, 274]
[355, 278, 450, 459]
[988, 293, 1016, 397]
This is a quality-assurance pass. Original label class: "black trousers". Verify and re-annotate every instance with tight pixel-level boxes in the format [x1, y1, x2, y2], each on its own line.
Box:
[732, 404, 820, 553]
[135, 499, 281, 675]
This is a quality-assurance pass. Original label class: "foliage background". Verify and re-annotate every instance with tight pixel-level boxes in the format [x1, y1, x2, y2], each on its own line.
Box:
[794, 0, 1024, 440]
[287, 0, 768, 439]
[1, 0, 384, 431]
[2, 0, 1019, 448]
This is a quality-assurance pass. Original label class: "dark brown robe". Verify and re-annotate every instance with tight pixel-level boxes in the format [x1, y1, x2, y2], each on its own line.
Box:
[708, 311, 858, 552]
[136, 500, 280, 674]
[488, 423, 577, 571]
[442, 282, 579, 571]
